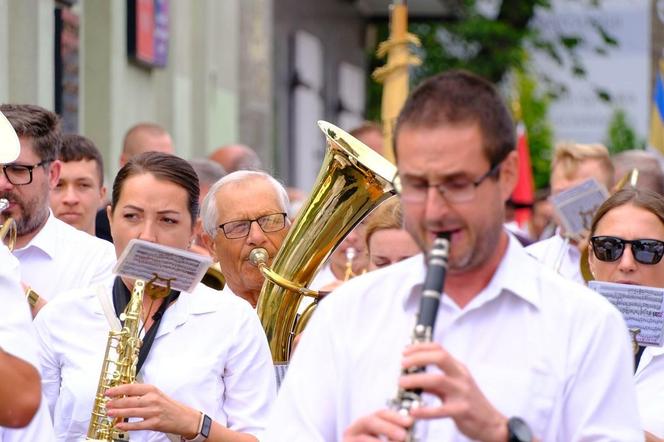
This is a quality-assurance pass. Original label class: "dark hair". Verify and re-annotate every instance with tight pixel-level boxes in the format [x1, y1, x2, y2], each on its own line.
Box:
[0, 104, 61, 162]
[590, 188, 664, 237]
[395, 70, 515, 166]
[59, 133, 104, 185]
[111, 152, 200, 225]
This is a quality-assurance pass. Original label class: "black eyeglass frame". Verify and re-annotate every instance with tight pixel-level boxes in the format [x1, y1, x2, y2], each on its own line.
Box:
[590, 235, 664, 265]
[1, 159, 53, 185]
[217, 212, 288, 239]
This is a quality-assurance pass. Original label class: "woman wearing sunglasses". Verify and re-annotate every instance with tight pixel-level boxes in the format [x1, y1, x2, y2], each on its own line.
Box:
[588, 188, 664, 442]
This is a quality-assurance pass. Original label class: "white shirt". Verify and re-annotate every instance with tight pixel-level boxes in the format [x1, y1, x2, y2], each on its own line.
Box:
[34, 279, 276, 442]
[635, 346, 664, 437]
[13, 212, 116, 300]
[526, 232, 584, 284]
[0, 245, 55, 442]
[265, 235, 642, 441]
[308, 263, 338, 291]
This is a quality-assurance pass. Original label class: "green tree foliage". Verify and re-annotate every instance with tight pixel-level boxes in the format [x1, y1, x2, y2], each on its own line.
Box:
[516, 70, 554, 189]
[366, 0, 618, 190]
[605, 108, 645, 154]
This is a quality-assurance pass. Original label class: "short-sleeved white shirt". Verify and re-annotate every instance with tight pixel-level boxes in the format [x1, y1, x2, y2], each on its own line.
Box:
[526, 232, 584, 285]
[13, 212, 116, 300]
[265, 235, 642, 441]
[34, 279, 276, 441]
[635, 345, 664, 437]
[0, 245, 55, 441]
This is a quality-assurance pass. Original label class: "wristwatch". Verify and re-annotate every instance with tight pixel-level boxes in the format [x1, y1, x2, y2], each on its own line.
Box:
[25, 287, 40, 308]
[181, 413, 211, 442]
[507, 417, 532, 442]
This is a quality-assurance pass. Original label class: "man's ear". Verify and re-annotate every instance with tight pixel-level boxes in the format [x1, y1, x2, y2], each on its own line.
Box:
[499, 150, 519, 201]
[201, 230, 217, 258]
[48, 160, 62, 189]
[99, 185, 107, 202]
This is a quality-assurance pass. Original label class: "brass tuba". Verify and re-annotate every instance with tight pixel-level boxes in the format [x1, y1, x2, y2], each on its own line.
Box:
[256, 121, 397, 365]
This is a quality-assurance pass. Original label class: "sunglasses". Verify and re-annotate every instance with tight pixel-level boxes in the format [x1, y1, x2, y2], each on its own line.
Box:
[590, 236, 664, 265]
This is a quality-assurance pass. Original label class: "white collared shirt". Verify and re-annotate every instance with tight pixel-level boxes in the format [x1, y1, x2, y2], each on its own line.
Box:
[308, 263, 338, 291]
[635, 346, 664, 437]
[265, 235, 642, 441]
[0, 245, 55, 442]
[13, 212, 116, 300]
[526, 231, 584, 284]
[34, 280, 276, 441]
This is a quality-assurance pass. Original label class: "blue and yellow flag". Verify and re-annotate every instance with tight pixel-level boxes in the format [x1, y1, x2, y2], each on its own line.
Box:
[649, 60, 664, 154]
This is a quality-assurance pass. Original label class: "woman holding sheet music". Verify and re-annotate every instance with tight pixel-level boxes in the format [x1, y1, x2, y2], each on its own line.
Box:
[588, 188, 664, 441]
[33, 152, 275, 442]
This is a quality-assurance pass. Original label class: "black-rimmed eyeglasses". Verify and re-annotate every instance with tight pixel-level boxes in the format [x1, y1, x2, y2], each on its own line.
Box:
[1, 160, 52, 185]
[218, 212, 287, 239]
[590, 236, 664, 265]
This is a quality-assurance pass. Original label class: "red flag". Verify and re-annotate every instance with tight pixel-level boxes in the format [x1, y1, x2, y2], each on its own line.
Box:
[511, 123, 535, 227]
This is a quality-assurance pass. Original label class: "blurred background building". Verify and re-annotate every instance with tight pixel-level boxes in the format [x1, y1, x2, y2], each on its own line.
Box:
[0, 0, 662, 191]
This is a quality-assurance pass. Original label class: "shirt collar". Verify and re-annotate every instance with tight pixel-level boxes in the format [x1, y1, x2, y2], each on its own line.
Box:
[14, 210, 58, 259]
[478, 233, 542, 310]
[402, 232, 541, 313]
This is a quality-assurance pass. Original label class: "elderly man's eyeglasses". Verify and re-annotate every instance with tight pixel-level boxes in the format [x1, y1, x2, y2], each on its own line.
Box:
[398, 162, 501, 204]
[590, 236, 664, 265]
[218, 212, 287, 239]
[1, 160, 52, 185]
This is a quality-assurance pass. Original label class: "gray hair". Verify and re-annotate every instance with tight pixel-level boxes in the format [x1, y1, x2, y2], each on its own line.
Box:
[201, 170, 290, 236]
[189, 158, 227, 188]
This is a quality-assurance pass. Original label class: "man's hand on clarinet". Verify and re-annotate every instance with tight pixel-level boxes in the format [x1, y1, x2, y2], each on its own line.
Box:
[342, 409, 412, 442]
[399, 342, 508, 442]
[343, 342, 509, 442]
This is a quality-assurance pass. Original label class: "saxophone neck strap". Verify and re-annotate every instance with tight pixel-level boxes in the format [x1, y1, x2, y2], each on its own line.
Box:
[111, 276, 181, 375]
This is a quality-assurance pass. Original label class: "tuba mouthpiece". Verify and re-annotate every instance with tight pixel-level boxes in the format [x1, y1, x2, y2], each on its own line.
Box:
[249, 248, 269, 267]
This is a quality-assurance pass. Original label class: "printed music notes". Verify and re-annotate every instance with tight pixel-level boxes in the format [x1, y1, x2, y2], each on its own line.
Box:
[114, 239, 212, 293]
[589, 281, 664, 346]
[550, 178, 609, 239]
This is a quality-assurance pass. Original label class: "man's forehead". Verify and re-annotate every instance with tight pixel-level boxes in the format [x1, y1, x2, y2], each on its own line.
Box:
[215, 179, 283, 219]
[60, 160, 100, 177]
[14, 136, 38, 161]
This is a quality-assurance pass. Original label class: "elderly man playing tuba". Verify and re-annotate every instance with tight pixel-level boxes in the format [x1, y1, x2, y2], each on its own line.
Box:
[201, 171, 291, 308]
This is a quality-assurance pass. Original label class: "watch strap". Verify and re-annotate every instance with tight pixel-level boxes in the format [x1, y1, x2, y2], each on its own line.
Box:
[181, 413, 211, 442]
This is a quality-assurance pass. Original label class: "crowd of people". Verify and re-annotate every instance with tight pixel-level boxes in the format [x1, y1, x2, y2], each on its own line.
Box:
[2, 68, 664, 442]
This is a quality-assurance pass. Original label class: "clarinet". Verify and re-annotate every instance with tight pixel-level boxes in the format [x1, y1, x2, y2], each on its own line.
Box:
[389, 232, 450, 442]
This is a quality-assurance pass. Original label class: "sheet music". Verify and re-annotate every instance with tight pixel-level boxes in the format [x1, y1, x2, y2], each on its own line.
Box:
[588, 281, 664, 346]
[549, 178, 608, 238]
[114, 239, 212, 293]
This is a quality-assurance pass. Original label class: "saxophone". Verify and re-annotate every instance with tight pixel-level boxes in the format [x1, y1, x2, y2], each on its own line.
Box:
[389, 233, 450, 441]
[86, 280, 146, 442]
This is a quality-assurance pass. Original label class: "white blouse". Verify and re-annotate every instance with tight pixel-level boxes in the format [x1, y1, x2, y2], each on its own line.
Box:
[635, 345, 664, 437]
[34, 279, 276, 441]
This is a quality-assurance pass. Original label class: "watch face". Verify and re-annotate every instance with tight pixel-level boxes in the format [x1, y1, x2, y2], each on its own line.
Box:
[508, 417, 532, 442]
[201, 414, 212, 438]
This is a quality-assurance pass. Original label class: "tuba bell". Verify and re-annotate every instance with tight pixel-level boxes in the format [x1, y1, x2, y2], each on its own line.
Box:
[256, 121, 397, 366]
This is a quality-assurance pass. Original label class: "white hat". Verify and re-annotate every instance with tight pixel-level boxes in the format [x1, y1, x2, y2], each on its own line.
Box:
[0, 111, 19, 163]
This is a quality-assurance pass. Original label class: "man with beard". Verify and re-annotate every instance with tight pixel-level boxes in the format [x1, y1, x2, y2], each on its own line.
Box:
[264, 71, 641, 440]
[201, 170, 290, 307]
[0, 104, 115, 315]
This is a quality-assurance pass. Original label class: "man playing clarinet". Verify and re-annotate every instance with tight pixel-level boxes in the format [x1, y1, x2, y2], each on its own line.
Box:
[264, 70, 642, 441]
